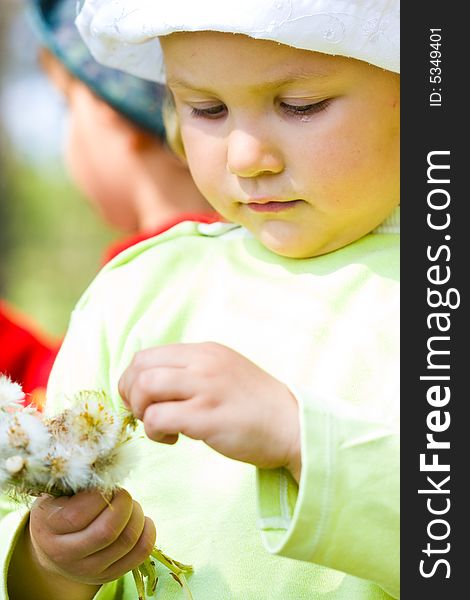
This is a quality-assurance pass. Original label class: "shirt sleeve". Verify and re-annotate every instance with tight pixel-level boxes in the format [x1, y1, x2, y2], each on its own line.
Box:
[256, 387, 399, 599]
[0, 497, 29, 600]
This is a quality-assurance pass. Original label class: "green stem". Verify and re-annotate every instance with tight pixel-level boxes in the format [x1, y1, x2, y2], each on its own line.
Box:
[139, 557, 157, 596]
[131, 567, 145, 600]
[150, 547, 193, 574]
[150, 547, 194, 600]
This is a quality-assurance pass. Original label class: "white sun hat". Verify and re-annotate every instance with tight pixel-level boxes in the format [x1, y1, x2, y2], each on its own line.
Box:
[76, 0, 400, 83]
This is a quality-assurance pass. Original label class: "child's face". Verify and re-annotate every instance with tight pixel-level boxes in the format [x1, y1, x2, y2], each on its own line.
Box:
[40, 50, 142, 231]
[161, 32, 400, 258]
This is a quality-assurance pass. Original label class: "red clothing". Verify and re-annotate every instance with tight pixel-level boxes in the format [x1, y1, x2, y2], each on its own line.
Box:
[0, 301, 59, 404]
[102, 213, 220, 263]
[0, 214, 220, 404]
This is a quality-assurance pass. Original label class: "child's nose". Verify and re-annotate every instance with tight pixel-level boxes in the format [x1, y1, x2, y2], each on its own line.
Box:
[226, 129, 284, 178]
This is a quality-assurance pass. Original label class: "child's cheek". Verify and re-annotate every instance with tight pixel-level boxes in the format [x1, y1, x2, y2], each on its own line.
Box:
[184, 135, 226, 192]
[302, 136, 359, 181]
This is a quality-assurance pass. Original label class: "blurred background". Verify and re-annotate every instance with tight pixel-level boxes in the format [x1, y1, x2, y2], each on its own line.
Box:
[1, 0, 117, 339]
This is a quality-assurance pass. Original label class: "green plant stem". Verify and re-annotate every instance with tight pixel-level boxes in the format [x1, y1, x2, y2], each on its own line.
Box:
[150, 547, 193, 574]
[131, 567, 145, 600]
[139, 557, 157, 596]
[150, 547, 194, 600]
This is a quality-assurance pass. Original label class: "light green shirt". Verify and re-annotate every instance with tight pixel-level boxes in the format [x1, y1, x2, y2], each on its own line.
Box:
[1, 217, 399, 600]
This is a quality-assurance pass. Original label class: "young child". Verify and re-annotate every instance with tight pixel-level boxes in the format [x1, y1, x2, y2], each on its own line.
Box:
[0, 0, 214, 400]
[3, 1, 400, 599]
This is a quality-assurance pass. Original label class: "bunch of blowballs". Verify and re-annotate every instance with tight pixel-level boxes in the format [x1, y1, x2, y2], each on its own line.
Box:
[0, 374, 193, 600]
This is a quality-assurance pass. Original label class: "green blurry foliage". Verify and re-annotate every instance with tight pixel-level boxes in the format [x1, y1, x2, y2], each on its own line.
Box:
[3, 161, 117, 337]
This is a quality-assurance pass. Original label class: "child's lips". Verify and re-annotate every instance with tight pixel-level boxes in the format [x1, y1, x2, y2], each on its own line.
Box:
[244, 199, 305, 213]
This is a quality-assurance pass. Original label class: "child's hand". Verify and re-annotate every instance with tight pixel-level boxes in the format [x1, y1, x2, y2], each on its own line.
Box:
[28, 488, 156, 586]
[119, 343, 301, 480]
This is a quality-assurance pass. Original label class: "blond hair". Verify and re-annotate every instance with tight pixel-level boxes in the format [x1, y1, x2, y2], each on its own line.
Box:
[162, 91, 186, 160]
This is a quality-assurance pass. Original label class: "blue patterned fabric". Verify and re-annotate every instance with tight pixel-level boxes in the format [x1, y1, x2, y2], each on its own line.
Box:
[29, 0, 166, 137]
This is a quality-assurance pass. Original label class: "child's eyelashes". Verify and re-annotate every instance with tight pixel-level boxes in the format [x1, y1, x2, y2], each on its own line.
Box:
[280, 99, 331, 117]
[190, 104, 227, 119]
[189, 99, 331, 120]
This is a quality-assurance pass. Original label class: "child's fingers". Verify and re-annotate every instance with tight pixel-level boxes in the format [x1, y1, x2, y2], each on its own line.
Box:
[33, 489, 110, 535]
[33, 490, 135, 565]
[118, 342, 229, 405]
[142, 399, 209, 443]
[126, 343, 203, 372]
[119, 346, 194, 404]
[70, 494, 139, 558]
[91, 517, 157, 584]
[119, 366, 194, 419]
[78, 501, 147, 569]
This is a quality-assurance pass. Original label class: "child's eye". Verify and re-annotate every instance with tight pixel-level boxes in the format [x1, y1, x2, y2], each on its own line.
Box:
[190, 104, 227, 119]
[280, 99, 331, 117]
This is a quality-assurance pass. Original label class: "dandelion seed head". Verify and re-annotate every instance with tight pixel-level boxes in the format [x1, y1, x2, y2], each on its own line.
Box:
[67, 392, 124, 455]
[65, 447, 95, 493]
[1, 388, 140, 498]
[24, 454, 50, 489]
[46, 444, 94, 494]
[49, 454, 69, 479]
[45, 412, 72, 442]
[90, 437, 139, 492]
[0, 375, 25, 411]
[16, 413, 50, 455]
[5, 455, 25, 475]
[0, 418, 13, 452]
[7, 417, 30, 450]
[76, 403, 115, 442]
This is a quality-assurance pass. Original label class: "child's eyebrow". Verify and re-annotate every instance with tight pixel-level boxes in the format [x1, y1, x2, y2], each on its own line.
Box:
[167, 67, 338, 93]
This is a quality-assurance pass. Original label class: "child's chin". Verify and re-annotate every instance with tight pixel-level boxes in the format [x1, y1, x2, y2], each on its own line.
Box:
[255, 222, 317, 259]
[257, 233, 310, 259]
